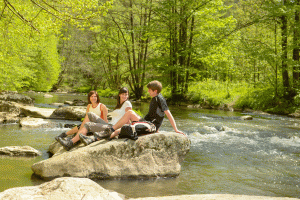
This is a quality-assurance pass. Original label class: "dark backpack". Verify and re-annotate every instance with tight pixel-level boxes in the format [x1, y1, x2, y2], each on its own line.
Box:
[119, 121, 156, 140]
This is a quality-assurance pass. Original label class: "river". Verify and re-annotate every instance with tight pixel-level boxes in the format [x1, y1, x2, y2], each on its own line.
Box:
[0, 92, 299, 198]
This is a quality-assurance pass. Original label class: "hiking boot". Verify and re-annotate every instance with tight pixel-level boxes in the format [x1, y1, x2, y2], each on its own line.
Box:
[58, 137, 73, 151]
[79, 134, 97, 146]
[55, 132, 67, 141]
[94, 128, 112, 140]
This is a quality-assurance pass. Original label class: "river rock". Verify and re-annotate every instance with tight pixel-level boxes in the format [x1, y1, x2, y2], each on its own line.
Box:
[240, 115, 253, 120]
[72, 99, 87, 106]
[20, 105, 56, 118]
[64, 100, 73, 105]
[51, 103, 65, 107]
[0, 146, 41, 157]
[0, 111, 20, 124]
[130, 194, 299, 200]
[0, 100, 21, 113]
[289, 109, 300, 118]
[20, 117, 49, 128]
[0, 92, 34, 105]
[50, 106, 86, 120]
[44, 93, 53, 98]
[32, 132, 190, 180]
[0, 177, 124, 200]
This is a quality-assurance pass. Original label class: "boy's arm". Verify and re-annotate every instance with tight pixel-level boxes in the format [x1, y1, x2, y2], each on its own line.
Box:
[164, 110, 185, 136]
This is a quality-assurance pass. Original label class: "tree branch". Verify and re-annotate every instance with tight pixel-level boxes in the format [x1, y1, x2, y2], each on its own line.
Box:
[4, 0, 39, 32]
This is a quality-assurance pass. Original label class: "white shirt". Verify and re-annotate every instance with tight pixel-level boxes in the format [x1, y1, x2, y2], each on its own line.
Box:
[109, 101, 132, 125]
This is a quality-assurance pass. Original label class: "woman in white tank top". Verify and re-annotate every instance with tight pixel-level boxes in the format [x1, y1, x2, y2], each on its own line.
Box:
[58, 87, 132, 150]
[54, 90, 108, 141]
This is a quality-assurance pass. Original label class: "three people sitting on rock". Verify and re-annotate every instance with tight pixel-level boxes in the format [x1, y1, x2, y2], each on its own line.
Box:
[58, 80, 184, 151]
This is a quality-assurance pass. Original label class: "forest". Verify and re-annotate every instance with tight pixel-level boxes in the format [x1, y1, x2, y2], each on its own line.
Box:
[1, 0, 300, 114]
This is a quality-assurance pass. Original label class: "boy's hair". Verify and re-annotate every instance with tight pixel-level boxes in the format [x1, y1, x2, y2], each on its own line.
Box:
[147, 80, 162, 94]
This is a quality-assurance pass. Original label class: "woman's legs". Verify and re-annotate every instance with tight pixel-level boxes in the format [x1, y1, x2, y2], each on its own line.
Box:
[112, 110, 141, 130]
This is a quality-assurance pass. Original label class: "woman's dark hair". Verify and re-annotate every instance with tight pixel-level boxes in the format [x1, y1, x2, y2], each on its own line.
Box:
[88, 91, 100, 104]
[115, 87, 129, 109]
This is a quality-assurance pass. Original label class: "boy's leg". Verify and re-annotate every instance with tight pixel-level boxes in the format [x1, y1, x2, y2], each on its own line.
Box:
[110, 128, 121, 138]
[112, 110, 141, 130]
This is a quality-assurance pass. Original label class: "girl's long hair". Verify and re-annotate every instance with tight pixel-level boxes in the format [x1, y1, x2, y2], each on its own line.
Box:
[115, 87, 129, 109]
[88, 91, 100, 104]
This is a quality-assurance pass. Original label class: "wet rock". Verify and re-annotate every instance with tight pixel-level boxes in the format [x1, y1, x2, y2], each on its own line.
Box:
[0, 100, 21, 114]
[50, 106, 86, 120]
[20, 105, 56, 118]
[0, 92, 34, 105]
[215, 125, 225, 131]
[187, 104, 201, 108]
[289, 109, 300, 118]
[50, 103, 64, 107]
[0, 177, 124, 200]
[0, 146, 41, 157]
[20, 117, 49, 128]
[0, 112, 20, 124]
[32, 132, 190, 180]
[44, 93, 53, 98]
[72, 99, 87, 106]
[241, 115, 253, 120]
[64, 101, 73, 105]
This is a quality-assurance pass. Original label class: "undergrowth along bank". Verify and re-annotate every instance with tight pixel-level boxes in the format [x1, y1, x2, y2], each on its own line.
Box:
[90, 79, 300, 115]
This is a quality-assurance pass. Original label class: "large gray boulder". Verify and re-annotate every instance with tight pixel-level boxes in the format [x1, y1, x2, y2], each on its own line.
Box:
[0, 177, 124, 200]
[32, 132, 190, 180]
[50, 106, 86, 120]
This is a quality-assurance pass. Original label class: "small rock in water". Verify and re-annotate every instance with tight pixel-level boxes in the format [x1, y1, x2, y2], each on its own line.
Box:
[241, 115, 253, 120]
[44, 94, 53, 98]
[64, 123, 78, 128]
[0, 146, 41, 157]
[20, 117, 48, 127]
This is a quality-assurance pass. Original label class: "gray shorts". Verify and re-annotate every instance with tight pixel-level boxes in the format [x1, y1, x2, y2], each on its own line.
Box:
[84, 112, 111, 133]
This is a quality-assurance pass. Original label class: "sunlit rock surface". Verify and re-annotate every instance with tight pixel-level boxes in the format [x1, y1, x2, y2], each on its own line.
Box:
[0, 177, 124, 200]
[32, 132, 190, 180]
[0, 146, 41, 157]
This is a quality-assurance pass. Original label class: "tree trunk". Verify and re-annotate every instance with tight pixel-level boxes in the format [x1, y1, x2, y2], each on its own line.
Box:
[281, 14, 290, 92]
[293, 0, 300, 88]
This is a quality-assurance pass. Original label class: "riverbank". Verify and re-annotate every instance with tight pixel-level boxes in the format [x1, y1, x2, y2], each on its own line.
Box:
[92, 80, 300, 117]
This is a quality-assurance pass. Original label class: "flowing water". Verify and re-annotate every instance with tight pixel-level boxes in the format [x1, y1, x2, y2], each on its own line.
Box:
[0, 92, 299, 198]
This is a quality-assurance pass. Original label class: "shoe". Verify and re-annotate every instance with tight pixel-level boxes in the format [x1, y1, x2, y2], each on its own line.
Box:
[58, 137, 73, 151]
[79, 134, 96, 146]
[94, 128, 112, 140]
[55, 132, 67, 141]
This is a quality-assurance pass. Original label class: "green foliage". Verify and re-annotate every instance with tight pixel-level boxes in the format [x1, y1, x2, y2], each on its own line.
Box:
[132, 109, 143, 118]
[235, 83, 297, 114]
[0, 0, 60, 91]
[187, 79, 250, 106]
[75, 86, 92, 93]
[97, 88, 118, 98]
